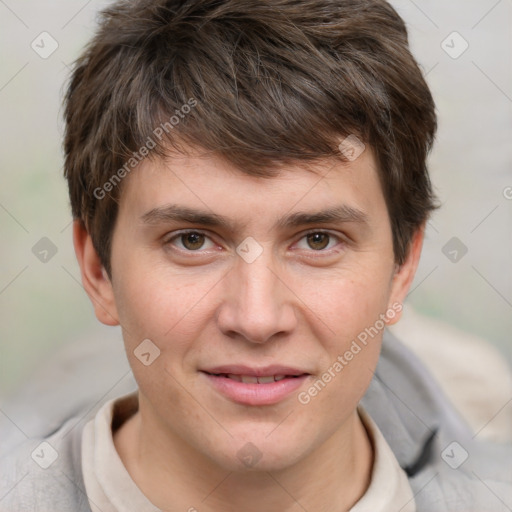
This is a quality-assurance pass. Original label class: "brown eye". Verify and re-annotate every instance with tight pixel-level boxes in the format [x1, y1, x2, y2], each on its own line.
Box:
[165, 230, 217, 253]
[181, 232, 206, 250]
[306, 232, 330, 250]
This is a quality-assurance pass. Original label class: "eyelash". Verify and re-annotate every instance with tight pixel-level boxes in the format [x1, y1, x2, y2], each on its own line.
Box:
[163, 229, 345, 255]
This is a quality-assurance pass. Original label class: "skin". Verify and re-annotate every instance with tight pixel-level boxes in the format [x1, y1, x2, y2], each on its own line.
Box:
[74, 145, 424, 512]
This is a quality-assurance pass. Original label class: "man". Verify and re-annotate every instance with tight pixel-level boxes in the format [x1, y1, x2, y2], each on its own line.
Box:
[1, 0, 511, 510]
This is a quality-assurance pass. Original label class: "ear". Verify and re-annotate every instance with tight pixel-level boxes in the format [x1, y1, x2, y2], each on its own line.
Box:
[72, 219, 120, 326]
[386, 224, 425, 326]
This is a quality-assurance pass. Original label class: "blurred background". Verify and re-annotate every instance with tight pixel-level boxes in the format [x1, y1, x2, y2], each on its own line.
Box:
[0, 0, 511, 403]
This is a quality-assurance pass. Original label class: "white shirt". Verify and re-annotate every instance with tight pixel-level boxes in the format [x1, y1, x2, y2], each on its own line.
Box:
[81, 393, 415, 512]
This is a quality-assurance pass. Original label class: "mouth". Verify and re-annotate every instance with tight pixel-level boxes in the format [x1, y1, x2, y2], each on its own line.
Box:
[200, 368, 311, 406]
[203, 372, 306, 383]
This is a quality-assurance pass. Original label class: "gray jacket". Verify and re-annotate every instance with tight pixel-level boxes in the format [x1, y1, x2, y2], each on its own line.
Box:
[1, 330, 511, 511]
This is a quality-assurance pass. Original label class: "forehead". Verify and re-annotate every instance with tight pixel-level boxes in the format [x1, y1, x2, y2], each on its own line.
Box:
[117, 146, 386, 228]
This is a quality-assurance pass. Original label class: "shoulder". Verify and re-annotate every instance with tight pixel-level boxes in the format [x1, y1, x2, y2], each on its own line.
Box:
[364, 330, 512, 511]
[0, 417, 91, 512]
[411, 460, 512, 512]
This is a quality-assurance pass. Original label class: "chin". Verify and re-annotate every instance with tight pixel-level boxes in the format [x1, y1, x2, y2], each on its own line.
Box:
[207, 434, 307, 473]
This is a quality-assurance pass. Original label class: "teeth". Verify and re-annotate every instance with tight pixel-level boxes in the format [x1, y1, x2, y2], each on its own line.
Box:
[257, 375, 276, 384]
[240, 375, 258, 384]
[221, 373, 295, 383]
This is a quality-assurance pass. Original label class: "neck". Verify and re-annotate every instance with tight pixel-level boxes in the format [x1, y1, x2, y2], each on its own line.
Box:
[114, 394, 373, 512]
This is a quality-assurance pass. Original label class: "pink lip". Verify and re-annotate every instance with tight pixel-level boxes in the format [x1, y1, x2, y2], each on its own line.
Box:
[200, 372, 310, 406]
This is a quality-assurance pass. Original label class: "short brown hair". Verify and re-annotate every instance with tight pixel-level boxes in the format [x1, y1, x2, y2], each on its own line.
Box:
[63, 0, 438, 277]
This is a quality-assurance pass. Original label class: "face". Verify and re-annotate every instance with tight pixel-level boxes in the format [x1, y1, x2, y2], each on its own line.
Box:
[77, 146, 422, 472]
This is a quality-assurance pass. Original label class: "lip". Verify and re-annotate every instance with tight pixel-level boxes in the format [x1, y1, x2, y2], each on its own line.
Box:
[200, 366, 310, 406]
[201, 364, 309, 377]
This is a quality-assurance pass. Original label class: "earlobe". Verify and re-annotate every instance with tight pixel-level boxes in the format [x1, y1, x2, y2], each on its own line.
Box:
[386, 225, 425, 326]
[72, 219, 120, 326]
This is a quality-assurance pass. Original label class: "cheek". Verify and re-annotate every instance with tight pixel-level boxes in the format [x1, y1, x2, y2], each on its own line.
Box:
[112, 268, 225, 375]
[295, 274, 387, 421]
[294, 266, 392, 345]
[292, 267, 391, 403]
[111, 273, 204, 405]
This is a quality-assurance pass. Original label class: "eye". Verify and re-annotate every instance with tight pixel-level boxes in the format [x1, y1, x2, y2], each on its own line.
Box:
[295, 231, 342, 251]
[165, 230, 217, 251]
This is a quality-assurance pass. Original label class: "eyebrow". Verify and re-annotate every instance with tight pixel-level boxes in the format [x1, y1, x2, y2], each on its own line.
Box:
[140, 203, 369, 231]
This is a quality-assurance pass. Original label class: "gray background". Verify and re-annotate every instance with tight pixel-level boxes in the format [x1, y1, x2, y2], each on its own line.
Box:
[0, 0, 511, 398]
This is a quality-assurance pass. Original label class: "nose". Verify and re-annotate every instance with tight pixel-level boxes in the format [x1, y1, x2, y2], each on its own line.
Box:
[216, 247, 297, 344]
